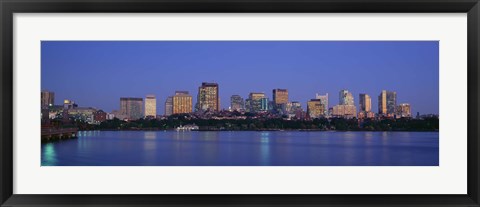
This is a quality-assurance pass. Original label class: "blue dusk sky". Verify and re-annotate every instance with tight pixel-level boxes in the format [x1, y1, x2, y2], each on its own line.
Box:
[41, 41, 439, 115]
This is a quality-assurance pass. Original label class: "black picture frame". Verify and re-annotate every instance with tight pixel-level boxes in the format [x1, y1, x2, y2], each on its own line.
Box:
[1, 0, 479, 206]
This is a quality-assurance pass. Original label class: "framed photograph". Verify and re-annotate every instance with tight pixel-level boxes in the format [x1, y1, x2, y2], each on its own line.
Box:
[1, 0, 479, 206]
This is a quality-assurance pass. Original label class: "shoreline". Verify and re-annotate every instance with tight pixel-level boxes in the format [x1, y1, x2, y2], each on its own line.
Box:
[78, 129, 439, 132]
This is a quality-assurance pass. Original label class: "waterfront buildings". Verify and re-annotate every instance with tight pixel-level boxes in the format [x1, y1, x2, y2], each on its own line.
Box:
[378, 90, 397, 117]
[165, 96, 173, 116]
[120, 97, 144, 120]
[396, 103, 412, 118]
[333, 90, 357, 118]
[245, 92, 266, 113]
[196, 82, 220, 112]
[68, 107, 97, 123]
[41, 90, 55, 108]
[315, 93, 329, 116]
[339, 90, 354, 106]
[307, 99, 325, 119]
[273, 89, 288, 105]
[230, 95, 244, 111]
[144, 94, 156, 118]
[94, 110, 107, 123]
[63, 99, 77, 110]
[332, 105, 357, 119]
[173, 91, 193, 114]
[359, 94, 372, 112]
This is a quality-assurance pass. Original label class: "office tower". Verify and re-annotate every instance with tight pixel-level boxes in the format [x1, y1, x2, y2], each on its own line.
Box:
[273, 89, 288, 105]
[144, 94, 156, 118]
[41, 90, 55, 108]
[396, 103, 412, 118]
[173, 91, 193, 114]
[378, 90, 397, 116]
[307, 99, 325, 119]
[359, 94, 372, 112]
[165, 96, 173, 116]
[315, 93, 329, 116]
[120, 97, 144, 120]
[230, 95, 244, 111]
[260, 97, 269, 111]
[332, 105, 357, 119]
[196, 82, 219, 112]
[339, 90, 354, 105]
[245, 92, 266, 113]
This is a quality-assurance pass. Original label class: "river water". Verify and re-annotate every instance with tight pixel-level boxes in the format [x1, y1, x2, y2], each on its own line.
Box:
[41, 130, 439, 166]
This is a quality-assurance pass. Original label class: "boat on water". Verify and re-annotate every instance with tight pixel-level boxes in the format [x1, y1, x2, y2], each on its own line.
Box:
[175, 125, 199, 131]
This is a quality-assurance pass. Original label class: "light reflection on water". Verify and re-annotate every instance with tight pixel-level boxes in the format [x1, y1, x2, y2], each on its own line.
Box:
[41, 131, 439, 166]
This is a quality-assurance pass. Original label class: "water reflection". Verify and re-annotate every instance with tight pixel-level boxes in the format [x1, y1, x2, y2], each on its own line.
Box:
[41, 131, 439, 166]
[42, 143, 57, 166]
[260, 132, 271, 165]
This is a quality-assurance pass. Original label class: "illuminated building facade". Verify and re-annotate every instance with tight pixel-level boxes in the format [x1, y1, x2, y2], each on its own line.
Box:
[332, 105, 357, 119]
[120, 97, 144, 120]
[230, 95, 244, 111]
[165, 96, 173, 116]
[173, 91, 193, 114]
[273, 89, 288, 105]
[396, 103, 412, 118]
[307, 99, 325, 118]
[339, 90, 354, 106]
[245, 92, 266, 113]
[144, 94, 156, 118]
[378, 90, 397, 116]
[196, 82, 220, 112]
[315, 93, 329, 116]
[359, 93, 372, 112]
[41, 90, 55, 108]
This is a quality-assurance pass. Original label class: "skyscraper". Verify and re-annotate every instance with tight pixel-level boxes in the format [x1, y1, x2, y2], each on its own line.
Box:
[396, 103, 412, 118]
[41, 90, 55, 108]
[173, 91, 193, 114]
[165, 96, 173, 116]
[120, 97, 144, 120]
[272, 89, 288, 105]
[359, 93, 372, 112]
[307, 99, 325, 119]
[144, 94, 156, 118]
[245, 92, 266, 113]
[378, 90, 397, 116]
[315, 93, 329, 116]
[339, 90, 354, 106]
[230, 95, 244, 111]
[333, 89, 357, 118]
[196, 82, 219, 112]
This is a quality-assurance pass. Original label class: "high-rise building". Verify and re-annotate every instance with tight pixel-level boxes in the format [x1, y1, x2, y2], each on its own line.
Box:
[378, 90, 397, 116]
[145, 94, 156, 118]
[332, 105, 357, 119]
[260, 97, 269, 112]
[173, 91, 193, 114]
[41, 90, 55, 108]
[165, 96, 173, 116]
[230, 95, 244, 111]
[315, 93, 329, 116]
[120, 97, 144, 120]
[359, 94, 372, 112]
[396, 103, 411, 118]
[307, 99, 325, 119]
[272, 89, 288, 105]
[339, 90, 354, 106]
[196, 82, 219, 112]
[245, 92, 266, 113]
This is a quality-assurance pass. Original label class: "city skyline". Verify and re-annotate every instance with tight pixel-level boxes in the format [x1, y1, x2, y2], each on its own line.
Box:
[42, 41, 439, 115]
